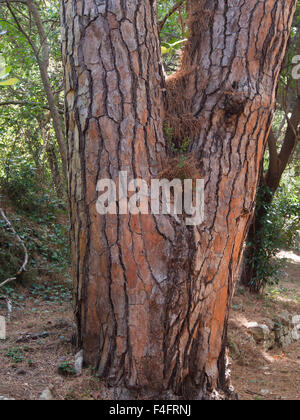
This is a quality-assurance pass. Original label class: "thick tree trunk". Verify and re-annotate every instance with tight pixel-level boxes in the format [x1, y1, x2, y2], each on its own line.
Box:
[61, 0, 296, 400]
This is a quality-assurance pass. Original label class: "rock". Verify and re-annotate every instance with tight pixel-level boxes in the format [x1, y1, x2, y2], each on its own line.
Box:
[39, 387, 54, 401]
[277, 333, 293, 347]
[263, 319, 275, 331]
[292, 315, 300, 325]
[74, 350, 83, 376]
[0, 396, 15, 401]
[260, 389, 270, 396]
[273, 313, 300, 347]
[0, 316, 6, 340]
[246, 322, 275, 350]
[291, 327, 300, 341]
[274, 312, 292, 328]
[245, 313, 300, 351]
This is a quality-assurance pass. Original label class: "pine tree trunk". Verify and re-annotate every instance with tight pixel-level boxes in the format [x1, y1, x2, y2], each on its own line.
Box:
[61, 0, 296, 400]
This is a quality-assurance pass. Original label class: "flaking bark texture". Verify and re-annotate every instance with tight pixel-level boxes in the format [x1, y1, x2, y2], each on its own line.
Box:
[61, 0, 297, 400]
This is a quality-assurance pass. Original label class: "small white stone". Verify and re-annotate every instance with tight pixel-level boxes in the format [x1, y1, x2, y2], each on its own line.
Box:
[39, 388, 54, 401]
[292, 315, 300, 325]
[74, 350, 83, 376]
[0, 316, 6, 340]
[291, 328, 300, 341]
[260, 389, 270, 396]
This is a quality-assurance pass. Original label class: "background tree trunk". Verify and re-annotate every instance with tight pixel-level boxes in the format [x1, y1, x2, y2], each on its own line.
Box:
[7, 0, 68, 173]
[242, 94, 300, 291]
[61, 0, 296, 400]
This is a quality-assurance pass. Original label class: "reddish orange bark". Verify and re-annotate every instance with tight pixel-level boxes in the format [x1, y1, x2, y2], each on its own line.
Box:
[61, 0, 297, 399]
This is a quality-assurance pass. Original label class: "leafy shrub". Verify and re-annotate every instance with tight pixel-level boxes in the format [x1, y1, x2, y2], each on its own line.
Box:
[273, 181, 300, 250]
[58, 361, 76, 377]
[248, 180, 300, 291]
[0, 155, 64, 217]
[0, 208, 70, 285]
[6, 347, 24, 364]
[0, 217, 24, 280]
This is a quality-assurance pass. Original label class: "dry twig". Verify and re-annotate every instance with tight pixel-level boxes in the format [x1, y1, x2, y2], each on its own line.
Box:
[0, 208, 29, 320]
[0, 208, 28, 289]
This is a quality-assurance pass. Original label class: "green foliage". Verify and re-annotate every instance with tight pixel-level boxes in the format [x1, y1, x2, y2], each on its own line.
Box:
[0, 198, 70, 285]
[0, 157, 58, 214]
[164, 123, 191, 154]
[6, 347, 24, 364]
[158, 1, 187, 73]
[0, 54, 19, 86]
[30, 282, 72, 306]
[58, 361, 76, 377]
[273, 179, 300, 249]
[248, 179, 300, 291]
[0, 0, 64, 198]
[0, 215, 26, 282]
[0, 284, 26, 309]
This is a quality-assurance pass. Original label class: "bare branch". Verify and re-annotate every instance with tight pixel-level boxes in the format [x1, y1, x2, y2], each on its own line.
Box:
[0, 208, 28, 289]
[3, 0, 67, 169]
[159, 0, 185, 32]
[5, 1, 40, 60]
[0, 277, 17, 289]
[26, 0, 49, 66]
[0, 296, 12, 321]
[265, 96, 300, 191]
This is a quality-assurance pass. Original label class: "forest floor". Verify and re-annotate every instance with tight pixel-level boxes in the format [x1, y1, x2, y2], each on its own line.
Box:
[0, 251, 299, 400]
[230, 249, 300, 400]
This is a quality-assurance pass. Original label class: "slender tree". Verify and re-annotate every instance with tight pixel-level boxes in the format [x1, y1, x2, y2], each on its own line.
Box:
[61, 0, 297, 399]
[0, 0, 67, 172]
[242, 28, 300, 292]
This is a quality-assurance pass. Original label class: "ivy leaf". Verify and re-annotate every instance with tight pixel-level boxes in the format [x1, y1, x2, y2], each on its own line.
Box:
[0, 66, 12, 79]
[0, 77, 19, 86]
[161, 46, 170, 55]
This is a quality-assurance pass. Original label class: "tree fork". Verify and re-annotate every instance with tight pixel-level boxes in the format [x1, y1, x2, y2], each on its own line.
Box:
[61, 0, 297, 400]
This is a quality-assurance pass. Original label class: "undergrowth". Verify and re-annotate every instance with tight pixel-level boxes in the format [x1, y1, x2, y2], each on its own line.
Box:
[0, 191, 70, 288]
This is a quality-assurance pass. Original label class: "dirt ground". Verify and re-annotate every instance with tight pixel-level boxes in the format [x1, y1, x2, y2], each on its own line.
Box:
[0, 251, 299, 400]
[230, 250, 300, 400]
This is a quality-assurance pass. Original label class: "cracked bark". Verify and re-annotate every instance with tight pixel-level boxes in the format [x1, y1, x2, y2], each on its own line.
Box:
[61, 0, 296, 400]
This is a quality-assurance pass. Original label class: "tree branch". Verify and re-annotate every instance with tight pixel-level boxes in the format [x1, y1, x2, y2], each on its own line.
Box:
[266, 129, 280, 184]
[159, 0, 185, 32]
[0, 100, 64, 113]
[4, 0, 67, 171]
[265, 96, 300, 191]
[279, 96, 300, 171]
[0, 296, 12, 321]
[0, 208, 28, 289]
[6, 1, 40, 59]
[26, 0, 49, 66]
[0, 0, 26, 3]
[24, 0, 67, 171]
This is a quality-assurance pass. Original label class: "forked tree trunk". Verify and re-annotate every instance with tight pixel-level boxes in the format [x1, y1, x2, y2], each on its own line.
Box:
[61, 0, 296, 400]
